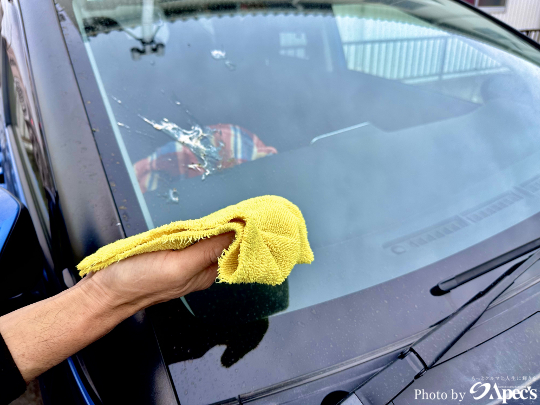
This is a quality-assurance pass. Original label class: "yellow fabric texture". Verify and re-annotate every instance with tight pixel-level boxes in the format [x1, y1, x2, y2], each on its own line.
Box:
[77, 195, 314, 285]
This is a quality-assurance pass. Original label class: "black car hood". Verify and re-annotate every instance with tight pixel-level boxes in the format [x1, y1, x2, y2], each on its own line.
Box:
[394, 262, 540, 404]
[147, 242, 540, 404]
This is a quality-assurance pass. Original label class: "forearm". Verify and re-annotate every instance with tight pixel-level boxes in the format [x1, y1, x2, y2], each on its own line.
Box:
[0, 233, 232, 383]
[0, 276, 137, 382]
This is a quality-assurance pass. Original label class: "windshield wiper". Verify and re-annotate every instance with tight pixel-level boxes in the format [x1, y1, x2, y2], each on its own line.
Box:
[432, 237, 540, 294]
[339, 249, 540, 405]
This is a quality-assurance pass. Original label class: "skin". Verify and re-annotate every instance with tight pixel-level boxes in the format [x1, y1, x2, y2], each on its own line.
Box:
[0, 232, 235, 383]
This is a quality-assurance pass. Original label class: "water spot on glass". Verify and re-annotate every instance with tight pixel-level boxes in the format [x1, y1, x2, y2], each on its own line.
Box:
[167, 188, 179, 204]
[111, 96, 122, 104]
[188, 163, 204, 172]
[158, 188, 180, 204]
[134, 129, 155, 139]
[234, 369, 238, 373]
[211, 49, 236, 71]
[175, 101, 182, 105]
[211, 49, 226, 60]
[117, 122, 130, 128]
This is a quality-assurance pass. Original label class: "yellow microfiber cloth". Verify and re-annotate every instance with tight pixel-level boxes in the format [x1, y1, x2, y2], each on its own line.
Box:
[77, 195, 314, 285]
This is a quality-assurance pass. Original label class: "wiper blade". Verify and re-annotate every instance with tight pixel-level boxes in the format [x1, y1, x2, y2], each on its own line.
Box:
[433, 237, 540, 294]
[340, 250, 540, 405]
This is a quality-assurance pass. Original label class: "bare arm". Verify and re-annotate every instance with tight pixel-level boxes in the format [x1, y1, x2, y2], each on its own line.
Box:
[0, 232, 234, 382]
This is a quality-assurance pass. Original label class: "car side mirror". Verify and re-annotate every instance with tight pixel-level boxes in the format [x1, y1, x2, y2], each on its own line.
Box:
[0, 187, 42, 302]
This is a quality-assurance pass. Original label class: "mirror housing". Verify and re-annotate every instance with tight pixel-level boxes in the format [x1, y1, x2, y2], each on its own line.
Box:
[0, 187, 42, 301]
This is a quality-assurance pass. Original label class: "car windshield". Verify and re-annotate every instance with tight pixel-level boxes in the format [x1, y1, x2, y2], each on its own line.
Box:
[58, 0, 540, 402]
[66, 0, 540, 313]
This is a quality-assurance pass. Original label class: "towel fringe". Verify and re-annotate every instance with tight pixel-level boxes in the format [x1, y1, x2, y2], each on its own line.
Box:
[76, 196, 314, 285]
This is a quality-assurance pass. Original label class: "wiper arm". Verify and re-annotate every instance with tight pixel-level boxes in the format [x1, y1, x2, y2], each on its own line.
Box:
[339, 250, 540, 405]
[432, 237, 540, 294]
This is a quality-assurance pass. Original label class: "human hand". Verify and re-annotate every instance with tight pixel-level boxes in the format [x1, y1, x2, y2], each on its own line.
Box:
[81, 232, 235, 313]
[0, 233, 234, 385]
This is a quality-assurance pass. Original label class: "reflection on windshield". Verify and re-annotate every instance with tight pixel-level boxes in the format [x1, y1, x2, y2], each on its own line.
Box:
[337, 12, 505, 99]
[134, 120, 276, 190]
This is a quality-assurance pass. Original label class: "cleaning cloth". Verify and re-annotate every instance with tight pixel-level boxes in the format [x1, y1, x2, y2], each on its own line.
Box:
[77, 195, 314, 285]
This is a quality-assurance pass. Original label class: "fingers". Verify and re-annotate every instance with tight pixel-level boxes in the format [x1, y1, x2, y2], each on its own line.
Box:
[175, 232, 235, 278]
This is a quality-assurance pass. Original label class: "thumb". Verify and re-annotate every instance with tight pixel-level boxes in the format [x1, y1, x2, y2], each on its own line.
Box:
[175, 232, 235, 277]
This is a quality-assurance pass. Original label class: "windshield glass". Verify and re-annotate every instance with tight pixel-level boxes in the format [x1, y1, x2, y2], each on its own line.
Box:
[67, 0, 540, 313]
